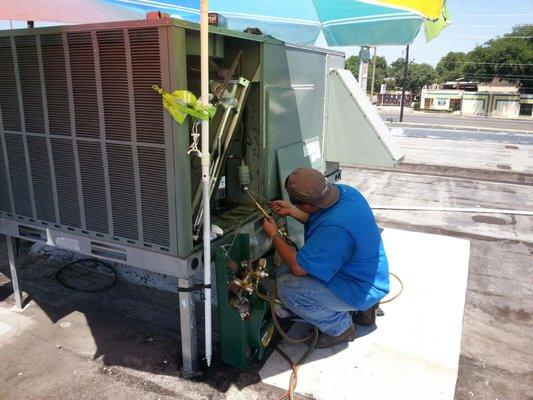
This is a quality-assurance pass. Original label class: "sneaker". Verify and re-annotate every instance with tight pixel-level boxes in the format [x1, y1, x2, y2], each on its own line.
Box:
[311, 324, 356, 349]
[353, 302, 379, 326]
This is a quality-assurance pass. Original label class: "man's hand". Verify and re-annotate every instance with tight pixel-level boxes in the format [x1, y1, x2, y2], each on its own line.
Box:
[271, 200, 309, 224]
[270, 200, 293, 217]
[262, 217, 278, 238]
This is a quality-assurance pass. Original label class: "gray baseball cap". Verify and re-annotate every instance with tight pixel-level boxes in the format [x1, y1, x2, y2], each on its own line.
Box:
[285, 168, 339, 208]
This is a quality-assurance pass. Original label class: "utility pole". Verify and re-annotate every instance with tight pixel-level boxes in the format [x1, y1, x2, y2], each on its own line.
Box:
[399, 45, 409, 122]
[370, 46, 377, 102]
[358, 46, 371, 92]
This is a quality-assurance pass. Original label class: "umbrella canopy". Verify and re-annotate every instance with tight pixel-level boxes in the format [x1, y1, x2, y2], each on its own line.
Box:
[0, 0, 143, 24]
[101, 0, 439, 46]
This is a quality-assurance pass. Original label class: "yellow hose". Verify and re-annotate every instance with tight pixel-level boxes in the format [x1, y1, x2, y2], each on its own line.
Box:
[258, 270, 404, 399]
[381, 272, 404, 304]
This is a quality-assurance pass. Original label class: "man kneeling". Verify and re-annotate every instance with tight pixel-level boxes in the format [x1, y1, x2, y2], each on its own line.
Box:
[262, 168, 389, 348]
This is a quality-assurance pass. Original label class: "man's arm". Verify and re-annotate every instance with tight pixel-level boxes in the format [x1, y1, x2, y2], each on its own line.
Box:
[272, 235, 308, 276]
[270, 200, 308, 224]
[262, 218, 307, 276]
[289, 207, 309, 224]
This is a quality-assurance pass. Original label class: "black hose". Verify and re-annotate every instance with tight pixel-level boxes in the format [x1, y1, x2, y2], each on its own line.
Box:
[55, 258, 118, 293]
[275, 328, 319, 400]
[254, 284, 318, 400]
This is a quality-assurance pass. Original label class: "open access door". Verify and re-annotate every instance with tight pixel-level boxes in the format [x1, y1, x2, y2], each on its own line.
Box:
[325, 68, 404, 166]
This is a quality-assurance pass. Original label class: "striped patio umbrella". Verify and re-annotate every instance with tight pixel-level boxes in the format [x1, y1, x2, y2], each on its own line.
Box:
[102, 0, 446, 46]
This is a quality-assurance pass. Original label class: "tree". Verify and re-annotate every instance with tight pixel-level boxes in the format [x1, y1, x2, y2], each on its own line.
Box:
[369, 55, 388, 94]
[345, 55, 360, 78]
[462, 25, 533, 92]
[409, 63, 437, 94]
[435, 52, 467, 83]
[388, 58, 436, 95]
[346, 54, 390, 93]
[388, 57, 407, 86]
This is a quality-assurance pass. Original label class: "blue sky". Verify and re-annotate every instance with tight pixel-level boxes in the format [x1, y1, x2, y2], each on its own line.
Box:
[321, 0, 533, 66]
[1, 0, 531, 67]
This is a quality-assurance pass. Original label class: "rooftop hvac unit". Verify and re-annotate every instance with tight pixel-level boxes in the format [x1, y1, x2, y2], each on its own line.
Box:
[0, 17, 402, 374]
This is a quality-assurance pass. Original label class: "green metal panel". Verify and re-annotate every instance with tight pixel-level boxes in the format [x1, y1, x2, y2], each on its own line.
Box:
[168, 26, 194, 258]
[261, 43, 327, 199]
[184, 31, 224, 58]
[276, 141, 316, 248]
[214, 234, 275, 370]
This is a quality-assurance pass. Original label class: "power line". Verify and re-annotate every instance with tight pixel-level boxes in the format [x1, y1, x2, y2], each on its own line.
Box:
[463, 73, 533, 77]
[438, 61, 533, 66]
[463, 74, 533, 81]
[444, 35, 533, 39]
[453, 14, 533, 17]
[453, 24, 530, 28]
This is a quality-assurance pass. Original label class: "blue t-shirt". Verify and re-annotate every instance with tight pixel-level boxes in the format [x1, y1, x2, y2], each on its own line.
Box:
[295, 184, 389, 310]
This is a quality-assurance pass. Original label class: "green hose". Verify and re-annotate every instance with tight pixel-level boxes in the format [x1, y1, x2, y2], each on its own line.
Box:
[257, 270, 404, 399]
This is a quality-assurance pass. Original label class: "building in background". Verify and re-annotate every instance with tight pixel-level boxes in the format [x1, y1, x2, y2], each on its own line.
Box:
[519, 95, 533, 117]
[421, 89, 462, 111]
[420, 78, 531, 118]
[377, 91, 413, 106]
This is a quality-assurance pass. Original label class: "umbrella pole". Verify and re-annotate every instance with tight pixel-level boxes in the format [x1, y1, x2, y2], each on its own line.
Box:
[200, 0, 212, 367]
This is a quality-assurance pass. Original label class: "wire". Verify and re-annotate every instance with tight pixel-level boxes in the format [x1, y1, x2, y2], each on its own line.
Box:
[219, 217, 248, 260]
[463, 73, 533, 78]
[452, 25, 527, 28]
[55, 258, 118, 293]
[438, 61, 533, 67]
[444, 35, 533, 39]
[463, 74, 533, 81]
[453, 14, 533, 17]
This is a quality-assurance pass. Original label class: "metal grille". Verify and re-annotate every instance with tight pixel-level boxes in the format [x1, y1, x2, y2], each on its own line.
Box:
[129, 28, 165, 144]
[77, 140, 109, 233]
[0, 37, 21, 131]
[4, 133, 32, 217]
[138, 147, 169, 246]
[107, 143, 139, 240]
[27, 136, 56, 222]
[51, 138, 82, 227]
[41, 34, 71, 136]
[68, 32, 100, 139]
[0, 136, 12, 213]
[0, 25, 174, 253]
[97, 30, 132, 142]
[16, 36, 45, 134]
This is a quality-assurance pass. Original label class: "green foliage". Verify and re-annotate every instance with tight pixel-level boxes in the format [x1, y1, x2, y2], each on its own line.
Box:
[345, 25, 533, 96]
[345, 55, 360, 78]
[346, 54, 393, 93]
[462, 24, 533, 91]
[369, 55, 388, 93]
[389, 58, 436, 95]
[435, 52, 467, 83]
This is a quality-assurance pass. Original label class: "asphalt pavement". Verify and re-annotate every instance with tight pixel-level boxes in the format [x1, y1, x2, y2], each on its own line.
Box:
[392, 127, 533, 145]
[379, 109, 533, 132]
